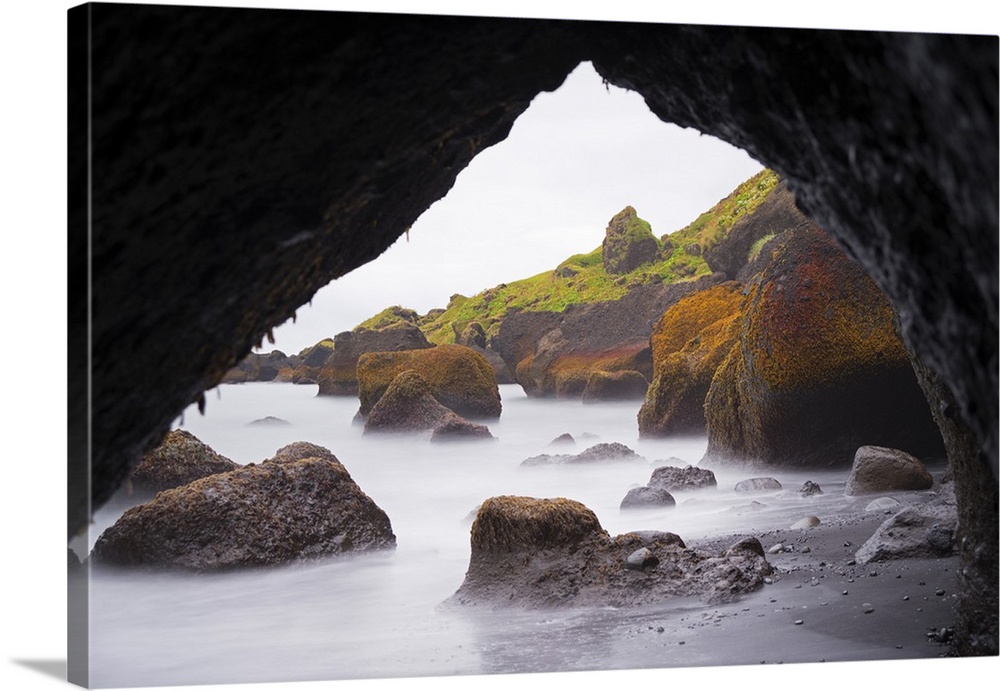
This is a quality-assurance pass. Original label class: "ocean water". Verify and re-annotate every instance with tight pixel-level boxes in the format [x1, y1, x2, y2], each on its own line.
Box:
[83, 383, 922, 688]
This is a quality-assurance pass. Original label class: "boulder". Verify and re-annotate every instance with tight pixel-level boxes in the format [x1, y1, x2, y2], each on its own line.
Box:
[269, 440, 340, 464]
[647, 465, 718, 492]
[429, 412, 495, 443]
[363, 370, 454, 435]
[619, 486, 676, 510]
[288, 339, 335, 384]
[91, 454, 396, 570]
[702, 226, 945, 469]
[448, 496, 772, 608]
[865, 497, 902, 512]
[126, 429, 239, 496]
[246, 416, 290, 427]
[798, 481, 824, 497]
[581, 370, 648, 402]
[356, 344, 501, 419]
[855, 494, 958, 564]
[734, 477, 782, 493]
[521, 442, 645, 467]
[844, 445, 934, 495]
[316, 322, 432, 396]
[602, 206, 660, 275]
[220, 349, 293, 383]
[638, 282, 744, 436]
[548, 433, 575, 447]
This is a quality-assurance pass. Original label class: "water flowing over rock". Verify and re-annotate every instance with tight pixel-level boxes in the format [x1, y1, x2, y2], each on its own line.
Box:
[356, 344, 501, 419]
[845, 446, 934, 495]
[91, 452, 396, 570]
[448, 496, 773, 608]
[126, 429, 239, 496]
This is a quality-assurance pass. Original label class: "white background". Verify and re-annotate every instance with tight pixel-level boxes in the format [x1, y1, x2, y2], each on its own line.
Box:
[2, 1, 997, 690]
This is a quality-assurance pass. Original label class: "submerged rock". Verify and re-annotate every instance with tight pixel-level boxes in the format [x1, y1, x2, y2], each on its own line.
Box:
[91, 453, 396, 570]
[126, 429, 239, 496]
[448, 496, 772, 608]
[734, 477, 782, 493]
[845, 445, 934, 495]
[521, 442, 645, 467]
[798, 481, 824, 497]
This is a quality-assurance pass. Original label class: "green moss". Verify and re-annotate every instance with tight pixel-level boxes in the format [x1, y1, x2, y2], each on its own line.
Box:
[354, 305, 419, 331]
[747, 233, 777, 262]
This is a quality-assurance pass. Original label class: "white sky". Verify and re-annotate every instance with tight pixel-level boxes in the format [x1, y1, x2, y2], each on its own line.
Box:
[266, 61, 766, 354]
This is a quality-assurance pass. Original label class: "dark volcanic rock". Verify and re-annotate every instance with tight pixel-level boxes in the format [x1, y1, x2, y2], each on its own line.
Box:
[521, 442, 645, 467]
[356, 344, 501, 419]
[581, 369, 648, 402]
[247, 416, 291, 427]
[126, 429, 239, 496]
[429, 412, 495, 442]
[845, 445, 934, 495]
[363, 370, 454, 435]
[619, 486, 676, 510]
[648, 465, 718, 492]
[548, 433, 575, 447]
[602, 206, 660, 275]
[221, 349, 293, 383]
[91, 454, 396, 570]
[448, 496, 772, 608]
[456, 322, 487, 349]
[316, 323, 432, 396]
[734, 477, 782, 493]
[798, 481, 824, 497]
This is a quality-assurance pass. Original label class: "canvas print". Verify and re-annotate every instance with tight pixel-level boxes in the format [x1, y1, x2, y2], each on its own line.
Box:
[67, 2, 999, 689]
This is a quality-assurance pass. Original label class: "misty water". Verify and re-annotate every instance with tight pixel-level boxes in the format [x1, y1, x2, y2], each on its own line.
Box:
[85, 383, 892, 688]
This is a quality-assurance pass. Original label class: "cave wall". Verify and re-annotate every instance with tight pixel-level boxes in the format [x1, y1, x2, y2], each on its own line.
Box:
[70, 4, 997, 654]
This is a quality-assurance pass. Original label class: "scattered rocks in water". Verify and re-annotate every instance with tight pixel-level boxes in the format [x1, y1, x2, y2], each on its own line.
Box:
[246, 416, 291, 427]
[844, 445, 934, 495]
[734, 477, 782, 493]
[429, 412, 495, 442]
[126, 429, 239, 496]
[798, 481, 823, 497]
[521, 442, 645, 467]
[855, 487, 958, 564]
[447, 496, 773, 608]
[790, 516, 821, 529]
[548, 433, 575, 447]
[865, 497, 902, 511]
[620, 486, 676, 510]
[91, 447, 396, 570]
[648, 464, 718, 492]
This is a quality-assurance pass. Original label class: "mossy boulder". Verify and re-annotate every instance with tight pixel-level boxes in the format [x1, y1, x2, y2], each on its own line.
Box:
[316, 322, 432, 396]
[363, 370, 455, 434]
[448, 495, 772, 608]
[602, 206, 660, 275]
[638, 282, 745, 436]
[581, 369, 648, 402]
[220, 349, 293, 383]
[91, 452, 396, 570]
[356, 344, 501, 418]
[288, 338, 335, 383]
[126, 429, 239, 496]
[702, 226, 944, 469]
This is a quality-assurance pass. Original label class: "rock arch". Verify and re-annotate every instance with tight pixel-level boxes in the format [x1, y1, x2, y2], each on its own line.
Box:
[71, 6, 997, 653]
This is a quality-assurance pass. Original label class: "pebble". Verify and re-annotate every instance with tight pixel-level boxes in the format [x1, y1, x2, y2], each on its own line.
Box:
[801, 546, 811, 554]
[842, 590, 849, 595]
[846, 559, 856, 566]
[864, 606, 875, 614]
[656, 626, 664, 633]
[794, 620, 804, 625]
[903, 595, 910, 601]
[935, 588, 946, 596]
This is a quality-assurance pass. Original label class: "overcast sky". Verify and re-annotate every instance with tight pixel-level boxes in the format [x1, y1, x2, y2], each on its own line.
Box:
[265, 60, 765, 354]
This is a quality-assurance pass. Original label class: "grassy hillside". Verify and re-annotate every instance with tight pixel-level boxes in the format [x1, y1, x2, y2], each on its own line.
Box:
[354, 168, 780, 345]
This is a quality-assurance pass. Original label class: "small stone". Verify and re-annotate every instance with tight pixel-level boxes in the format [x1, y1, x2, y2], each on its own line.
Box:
[801, 546, 812, 554]
[864, 606, 875, 614]
[656, 626, 664, 633]
[767, 544, 784, 555]
[842, 590, 849, 595]
[903, 595, 910, 601]
[846, 559, 856, 566]
[794, 620, 804, 625]
[935, 588, 946, 596]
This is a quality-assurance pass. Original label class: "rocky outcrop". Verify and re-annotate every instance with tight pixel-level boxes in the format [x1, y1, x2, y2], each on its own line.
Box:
[220, 349, 295, 383]
[288, 339, 335, 384]
[521, 442, 645, 467]
[844, 445, 934, 495]
[91, 451, 396, 570]
[602, 206, 660, 275]
[647, 464, 718, 492]
[494, 273, 726, 398]
[702, 227, 945, 469]
[456, 321, 487, 349]
[581, 370, 648, 402]
[356, 344, 501, 419]
[363, 370, 455, 434]
[448, 496, 773, 608]
[638, 282, 745, 436]
[316, 323, 432, 396]
[126, 429, 239, 496]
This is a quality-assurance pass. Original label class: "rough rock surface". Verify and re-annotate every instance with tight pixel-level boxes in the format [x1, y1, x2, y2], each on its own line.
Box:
[75, 6, 997, 653]
[288, 339, 335, 384]
[702, 227, 945, 469]
[91, 454, 396, 570]
[856, 491, 958, 564]
[317, 323, 432, 396]
[734, 477, 782, 493]
[845, 445, 934, 495]
[647, 465, 718, 492]
[126, 429, 239, 496]
[363, 370, 454, 434]
[619, 486, 676, 510]
[602, 206, 660, 274]
[221, 350, 293, 383]
[798, 481, 823, 497]
[448, 496, 773, 608]
[356, 344, 501, 419]
[521, 442, 645, 467]
[638, 282, 745, 436]
[429, 412, 495, 442]
[581, 369, 648, 402]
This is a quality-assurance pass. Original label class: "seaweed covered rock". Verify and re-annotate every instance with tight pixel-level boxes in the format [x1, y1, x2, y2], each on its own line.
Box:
[602, 206, 660, 275]
[316, 322, 432, 396]
[356, 344, 501, 418]
[702, 227, 944, 469]
[448, 495, 772, 608]
[581, 369, 648, 402]
[638, 282, 745, 436]
[91, 454, 396, 570]
[363, 370, 454, 434]
[126, 429, 239, 496]
[845, 445, 934, 495]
